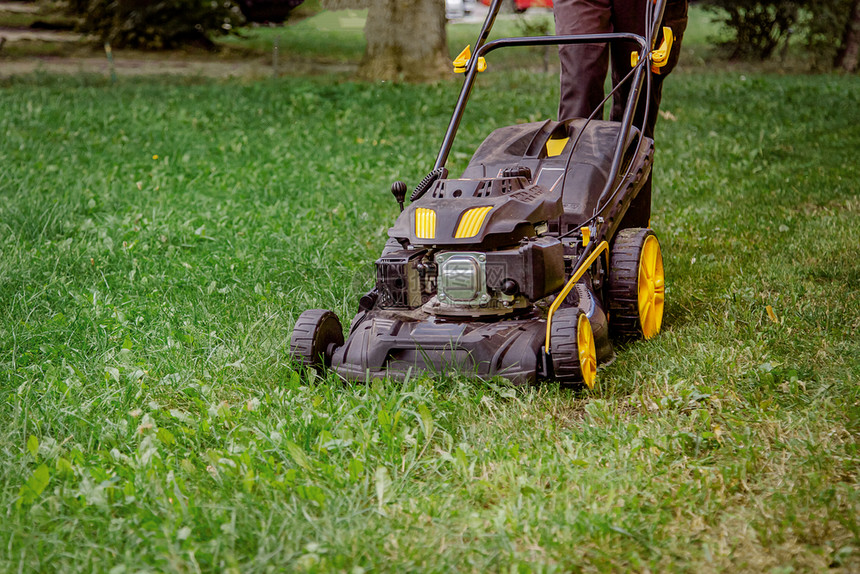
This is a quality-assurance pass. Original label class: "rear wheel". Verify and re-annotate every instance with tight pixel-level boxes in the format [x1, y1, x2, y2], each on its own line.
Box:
[289, 309, 344, 368]
[608, 228, 665, 340]
[550, 308, 597, 389]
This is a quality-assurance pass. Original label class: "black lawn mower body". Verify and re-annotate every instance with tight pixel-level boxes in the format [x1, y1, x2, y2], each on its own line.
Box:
[290, 0, 670, 388]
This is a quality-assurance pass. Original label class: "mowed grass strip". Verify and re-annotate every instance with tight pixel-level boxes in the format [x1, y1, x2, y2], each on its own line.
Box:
[0, 70, 858, 572]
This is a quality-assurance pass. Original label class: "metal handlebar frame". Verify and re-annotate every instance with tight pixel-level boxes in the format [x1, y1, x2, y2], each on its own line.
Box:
[433, 0, 668, 176]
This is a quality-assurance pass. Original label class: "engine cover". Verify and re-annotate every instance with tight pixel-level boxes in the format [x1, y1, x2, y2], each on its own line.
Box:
[387, 177, 562, 250]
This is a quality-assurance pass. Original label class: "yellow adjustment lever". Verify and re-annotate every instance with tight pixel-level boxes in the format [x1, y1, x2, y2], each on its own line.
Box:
[650, 26, 674, 71]
[630, 27, 674, 73]
[453, 45, 487, 74]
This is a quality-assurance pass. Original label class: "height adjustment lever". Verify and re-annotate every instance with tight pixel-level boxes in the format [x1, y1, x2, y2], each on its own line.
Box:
[453, 45, 487, 74]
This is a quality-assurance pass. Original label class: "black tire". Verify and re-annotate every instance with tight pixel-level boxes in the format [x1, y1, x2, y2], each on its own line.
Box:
[550, 307, 597, 389]
[607, 228, 665, 340]
[289, 309, 344, 368]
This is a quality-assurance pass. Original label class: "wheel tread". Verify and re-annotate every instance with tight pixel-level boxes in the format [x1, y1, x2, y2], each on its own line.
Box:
[289, 309, 344, 368]
[550, 308, 585, 387]
[608, 228, 657, 340]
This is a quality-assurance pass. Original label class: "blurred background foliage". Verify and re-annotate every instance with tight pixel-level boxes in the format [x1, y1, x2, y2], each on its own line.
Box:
[701, 0, 860, 70]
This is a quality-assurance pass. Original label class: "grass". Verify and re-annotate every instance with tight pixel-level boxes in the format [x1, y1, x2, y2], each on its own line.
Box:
[0, 66, 857, 571]
[2, 0, 860, 565]
[0, 5, 76, 29]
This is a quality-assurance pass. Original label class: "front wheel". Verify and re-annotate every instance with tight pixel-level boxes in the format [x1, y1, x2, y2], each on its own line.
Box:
[289, 309, 344, 369]
[550, 308, 598, 390]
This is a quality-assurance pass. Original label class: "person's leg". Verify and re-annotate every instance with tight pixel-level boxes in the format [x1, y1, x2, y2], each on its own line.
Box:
[554, 0, 613, 121]
[607, 0, 650, 228]
[608, 0, 642, 122]
[610, 0, 688, 229]
[610, 0, 687, 136]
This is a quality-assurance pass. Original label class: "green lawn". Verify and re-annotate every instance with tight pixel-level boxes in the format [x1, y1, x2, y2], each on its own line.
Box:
[1, 58, 858, 573]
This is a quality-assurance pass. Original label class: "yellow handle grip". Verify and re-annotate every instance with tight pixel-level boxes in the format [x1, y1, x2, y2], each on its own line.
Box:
[630, 27, 674, 73]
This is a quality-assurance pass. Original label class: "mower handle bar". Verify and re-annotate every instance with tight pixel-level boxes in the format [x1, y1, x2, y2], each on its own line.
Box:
[432, 0, 667, 176]
[432, 31, 648, 174]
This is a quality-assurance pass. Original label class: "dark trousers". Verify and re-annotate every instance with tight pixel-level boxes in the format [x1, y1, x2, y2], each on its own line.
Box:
[554, 0, 687, 228]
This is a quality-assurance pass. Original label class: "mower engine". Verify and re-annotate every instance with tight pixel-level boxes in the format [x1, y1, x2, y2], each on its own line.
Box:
[378, 173, 566, 317]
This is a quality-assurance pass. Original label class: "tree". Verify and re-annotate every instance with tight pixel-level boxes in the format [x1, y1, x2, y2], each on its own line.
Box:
[703, 0, 860, 70]
[802, 0, 859, 70]
[322, 0, 449, 82]
[836, 0, 860, 71]
[66, 0, 244, 50]
[702, 0, 801, 60]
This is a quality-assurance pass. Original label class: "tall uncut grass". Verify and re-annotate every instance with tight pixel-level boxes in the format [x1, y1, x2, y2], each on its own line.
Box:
[0, 66, 858, 571]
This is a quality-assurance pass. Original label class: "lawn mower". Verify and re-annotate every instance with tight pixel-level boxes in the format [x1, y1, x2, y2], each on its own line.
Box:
[289, 0, 673, 388]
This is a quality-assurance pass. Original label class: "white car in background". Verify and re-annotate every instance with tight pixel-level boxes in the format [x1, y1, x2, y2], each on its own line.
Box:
[446, 0, 465, 19]
[447, 0, 476, 20]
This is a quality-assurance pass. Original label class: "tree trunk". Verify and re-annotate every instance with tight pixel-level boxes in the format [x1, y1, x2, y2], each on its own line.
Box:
[837, 0, 860, 72]
[358, 0, 449, 83]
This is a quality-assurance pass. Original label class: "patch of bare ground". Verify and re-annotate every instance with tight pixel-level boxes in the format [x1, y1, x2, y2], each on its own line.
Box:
[0, 26, 77, 42]
[2, 54, 263, 78]
[0, 53, 356, 79]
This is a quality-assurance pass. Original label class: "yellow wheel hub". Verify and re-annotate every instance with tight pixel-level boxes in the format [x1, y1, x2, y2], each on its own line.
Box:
[577, 313, 597, 389]
[637, 235, 665, 339]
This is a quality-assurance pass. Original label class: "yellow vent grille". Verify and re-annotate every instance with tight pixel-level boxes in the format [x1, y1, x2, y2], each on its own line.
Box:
[415, 208, 436, 240]
[455, 206, 493, 239]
